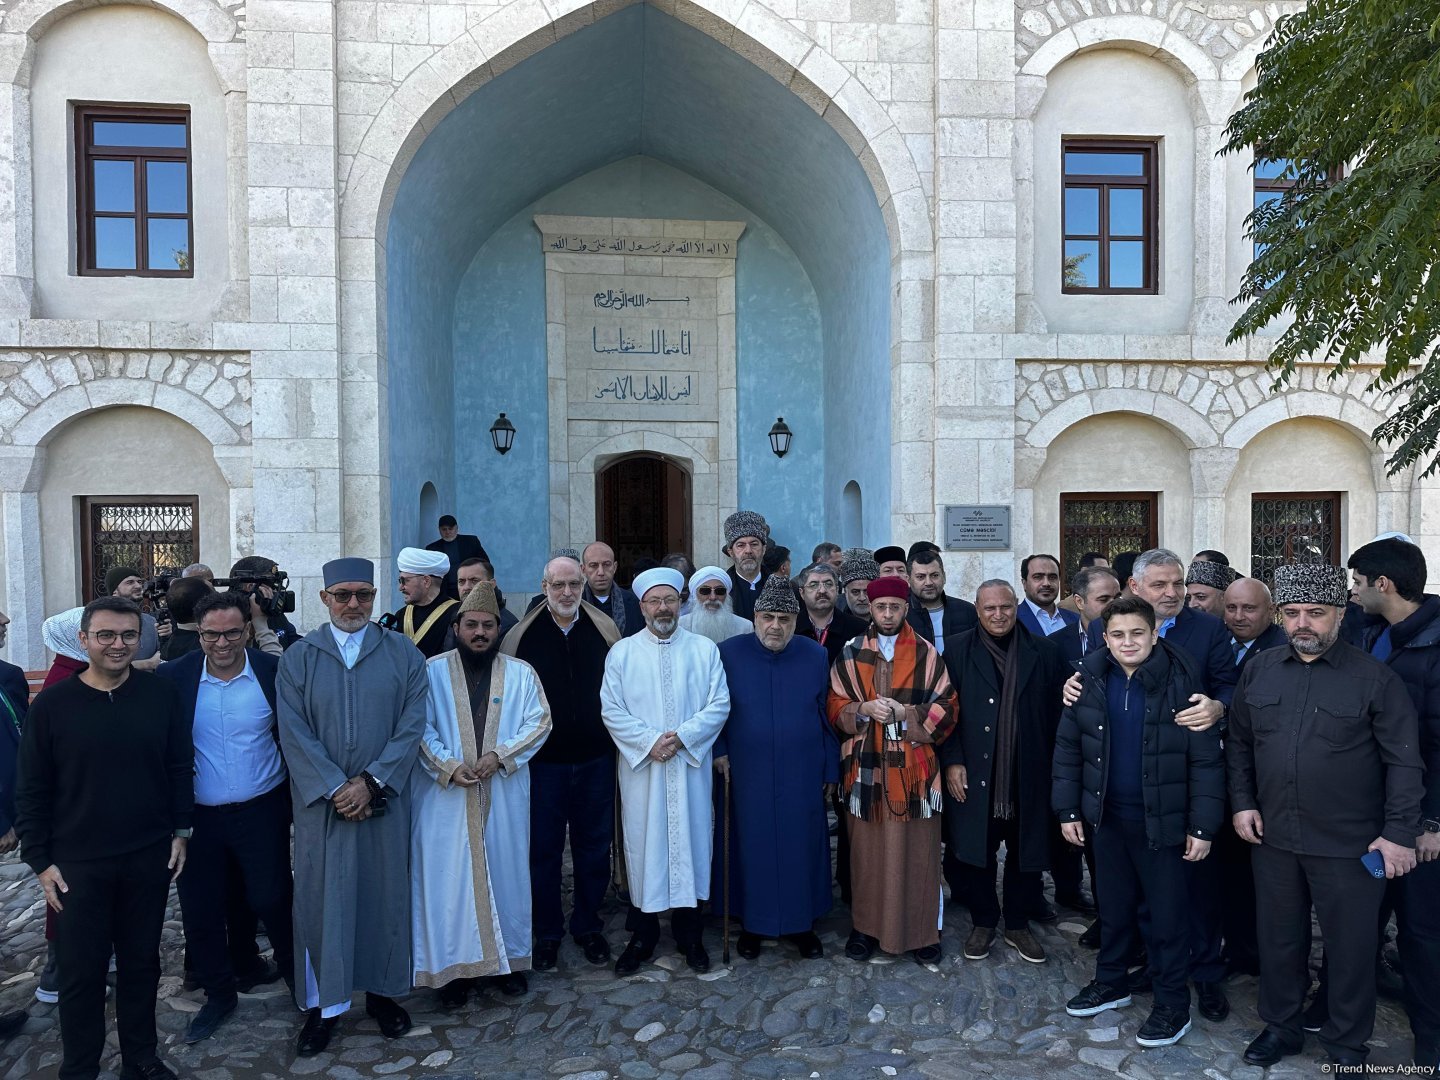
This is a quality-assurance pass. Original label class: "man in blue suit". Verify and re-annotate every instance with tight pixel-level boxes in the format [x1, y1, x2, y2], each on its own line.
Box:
[1071, 548, 1236, 1020]
[156, 591, 293, 1044]
[0, 610, 31, 1039]
[1057, 567, 1122, 669]
[1017, 554, 1081, 638]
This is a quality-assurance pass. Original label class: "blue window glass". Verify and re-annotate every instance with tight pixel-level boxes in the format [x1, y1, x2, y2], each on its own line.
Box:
[1109, 189, 1144, 237]
[1064, 241, 1100, 288]
[92, 121, 187, 148]
[1064, 151, 1146, 176]
[146, 161, 188, 213]
[1065, 187, 1099, 235]
[92, 160, 134, 213]
[146, 219, 189, 271]
[1109, 242, 1145, 289]
[94, 218, 136, 270]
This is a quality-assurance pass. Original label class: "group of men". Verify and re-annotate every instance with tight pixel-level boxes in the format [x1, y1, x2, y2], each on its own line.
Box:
[0, 508, 1435, 1078]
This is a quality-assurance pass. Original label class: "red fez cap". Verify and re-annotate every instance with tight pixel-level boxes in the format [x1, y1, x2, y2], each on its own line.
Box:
[866, 577, 910, 602]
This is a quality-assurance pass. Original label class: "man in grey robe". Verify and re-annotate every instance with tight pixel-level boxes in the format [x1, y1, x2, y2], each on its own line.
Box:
[277, 557, 428, 1058]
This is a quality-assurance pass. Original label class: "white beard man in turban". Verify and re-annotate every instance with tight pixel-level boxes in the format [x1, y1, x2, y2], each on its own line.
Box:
[680, 566, 753, 645]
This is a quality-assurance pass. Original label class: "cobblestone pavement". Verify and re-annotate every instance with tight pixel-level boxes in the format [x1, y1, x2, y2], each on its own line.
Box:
[0, 854, 1415, 1080]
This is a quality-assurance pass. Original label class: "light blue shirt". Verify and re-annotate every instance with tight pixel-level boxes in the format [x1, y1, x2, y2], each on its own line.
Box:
[1023, 598, 1069, 637]
[1158, 616, 1177, 638]
[193, 655, 286, 807]
[929, 608, 946, 655]
[329, 623, 365, 669]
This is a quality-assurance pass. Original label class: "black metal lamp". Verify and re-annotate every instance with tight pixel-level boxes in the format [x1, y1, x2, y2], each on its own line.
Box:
[489, 412, 516, 455]
[768, 417, 793, 458]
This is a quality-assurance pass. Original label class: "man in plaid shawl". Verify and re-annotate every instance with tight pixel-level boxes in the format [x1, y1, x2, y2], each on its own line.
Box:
[829, 576, 957, 963]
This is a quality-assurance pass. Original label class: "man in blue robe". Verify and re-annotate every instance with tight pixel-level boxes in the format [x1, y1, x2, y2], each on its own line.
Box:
[714, 575, 840, 959]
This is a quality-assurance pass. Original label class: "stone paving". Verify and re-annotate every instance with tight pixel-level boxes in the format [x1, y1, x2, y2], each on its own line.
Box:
[0, 852, 1416, 1080]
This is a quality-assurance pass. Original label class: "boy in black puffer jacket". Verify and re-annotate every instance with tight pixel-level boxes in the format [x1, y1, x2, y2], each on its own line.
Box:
[1052, 595, 1225, 1048]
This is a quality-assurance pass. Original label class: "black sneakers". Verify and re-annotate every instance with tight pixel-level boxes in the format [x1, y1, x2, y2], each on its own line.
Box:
[1136, 1004, 1192, 1048]
[1065, 980, 1132, 1017]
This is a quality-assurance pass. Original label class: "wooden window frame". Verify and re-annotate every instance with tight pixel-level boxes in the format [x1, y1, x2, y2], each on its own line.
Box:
[1059, 492, 1159, 577]
[74, 104, 193, 278]
[1061, 138, 1158, 295]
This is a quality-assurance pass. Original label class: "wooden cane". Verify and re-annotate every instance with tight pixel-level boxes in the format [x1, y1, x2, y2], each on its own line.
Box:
[722, 770, 732, 964]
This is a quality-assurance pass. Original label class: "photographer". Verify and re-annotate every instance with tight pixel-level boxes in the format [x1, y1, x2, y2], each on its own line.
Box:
[159, 577, 215, 661]
[104, 567, 163, 665]
[222, 557, 299, 652]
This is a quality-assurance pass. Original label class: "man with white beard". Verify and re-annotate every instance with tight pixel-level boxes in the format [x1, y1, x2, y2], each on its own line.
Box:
[680, 566, 752, 645]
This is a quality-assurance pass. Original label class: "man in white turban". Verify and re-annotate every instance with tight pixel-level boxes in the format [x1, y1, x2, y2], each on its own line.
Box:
[388, 547, 458, 658]
[680, 566, 752, 645]
[600, 567, 730, 975]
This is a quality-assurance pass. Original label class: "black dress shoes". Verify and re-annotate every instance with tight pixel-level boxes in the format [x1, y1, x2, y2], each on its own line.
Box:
[117, 1060, 178, 1080]
[615, 936, 656, 975]
[1056, 891, 1098, 918]
[736, 932, 763, 960]
[533, 938, 560, 971]
[1079, 920, 1101, 949]
[1329, 1052, 1366, 1067]
[495, 972, 528, 997]
[1196, 981, 1230, 1022]
[845, 930, 877, 962]
[296, 1009, 337, 1057]
[365, 993, 412, 1039]
[1243, 1028, 1304, 1067]
[787, 931, 823, 959]
[577, 933, 610, 965]
[0, 1010, 27, 1041]
[911, 943, 942, 965]
[683, 942, 710, 973]
[184, 992, 237, 1043]
[438, 979, 470, 1009]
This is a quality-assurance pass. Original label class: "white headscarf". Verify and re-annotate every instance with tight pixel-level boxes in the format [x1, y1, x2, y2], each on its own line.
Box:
[396, 546, 451, 577]
[688, 565, 728, 594]
[632, 567, 685, 601]
[42, 607, 87, 661]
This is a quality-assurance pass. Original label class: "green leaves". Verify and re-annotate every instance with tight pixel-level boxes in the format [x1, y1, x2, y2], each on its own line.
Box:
[1224, 0, 1440, 475]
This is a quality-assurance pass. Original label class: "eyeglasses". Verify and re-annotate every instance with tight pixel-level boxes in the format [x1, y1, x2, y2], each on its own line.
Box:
[325, 588, 377, 605]
[642, 596, 681, 609]
[85, 629, 140, 645]
[696, 586, 728, 597]
[199, 628, 246, 643]
[803, 581, 835, 591]
[547, 581, 584, 592]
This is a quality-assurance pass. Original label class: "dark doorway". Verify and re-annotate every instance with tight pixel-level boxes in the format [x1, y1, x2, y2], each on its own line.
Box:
[80, 495, 198, 601]
[596, 454, 690, 587]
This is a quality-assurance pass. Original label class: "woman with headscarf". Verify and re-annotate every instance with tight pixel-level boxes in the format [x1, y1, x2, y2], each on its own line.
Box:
[41, 608, 88, 688]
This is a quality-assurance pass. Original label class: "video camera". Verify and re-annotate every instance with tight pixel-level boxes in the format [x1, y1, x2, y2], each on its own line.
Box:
[213, 568, 297, 616]
[142, 571, 178, 622]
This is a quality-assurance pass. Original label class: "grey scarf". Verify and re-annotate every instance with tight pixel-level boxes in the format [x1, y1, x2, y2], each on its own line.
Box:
[977, 629, 1020, 820]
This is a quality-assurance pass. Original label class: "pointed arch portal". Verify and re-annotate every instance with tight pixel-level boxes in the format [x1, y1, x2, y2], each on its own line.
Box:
[382, 3, 896, 583]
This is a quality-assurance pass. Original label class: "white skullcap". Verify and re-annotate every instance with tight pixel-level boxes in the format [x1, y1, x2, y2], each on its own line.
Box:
[396, 546, 451, 577]
[1372, 531, 1416, 545]
[688, 565, 729, 594]
[632, 566, 684, 601]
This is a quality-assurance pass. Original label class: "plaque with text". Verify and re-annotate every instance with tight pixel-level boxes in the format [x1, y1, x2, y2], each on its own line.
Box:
[943, 505, 1012, 550]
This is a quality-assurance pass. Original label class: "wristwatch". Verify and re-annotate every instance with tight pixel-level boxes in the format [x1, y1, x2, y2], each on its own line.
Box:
[1423, 819, 1440, 834]
[174, 828, 193, 839]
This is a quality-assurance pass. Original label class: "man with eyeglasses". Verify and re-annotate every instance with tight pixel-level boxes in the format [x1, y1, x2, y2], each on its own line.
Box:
[680, 566, 752, 645]
[502, 556, 621, 972]
[16, 595, 193, 1080]
[155, 591, 292, 1044]
[796, 562, 866, 667]
[601, 567, 730, 974]
[277, 558, 428, 1057]
[388, 547, 459, 659]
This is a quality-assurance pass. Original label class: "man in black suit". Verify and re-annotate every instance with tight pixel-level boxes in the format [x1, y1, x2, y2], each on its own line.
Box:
[0, 611, 30, 1040]
[905, 548, 977, 650]
[1058, 567, 1122, 668]
[795, 562, 865, 667]
[1225, 577, 1287, 672]
[426, 515, 489, 597]
[156, 591, 293, 1044]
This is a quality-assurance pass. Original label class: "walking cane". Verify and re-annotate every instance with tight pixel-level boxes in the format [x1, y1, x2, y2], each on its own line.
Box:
[722, 770, 732, 965]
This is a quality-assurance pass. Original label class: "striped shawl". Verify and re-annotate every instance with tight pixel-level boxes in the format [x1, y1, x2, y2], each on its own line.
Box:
[828, 623, 957, 822]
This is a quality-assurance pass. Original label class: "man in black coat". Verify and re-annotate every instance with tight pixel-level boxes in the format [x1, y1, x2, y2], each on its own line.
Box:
[1348, 537, 1440, 1068]
[580, 542, 643, 638]
[156, 591, 293, 1044]
[941, 580, 1065, 965]
[1223, 578, 1287, 673]
[906, 549, 978, 652]
[795, 563, 865, 668]
[723, 511, 770, 621]
[425, 515, 488, 597]
[1054, 595, 1224, 1049]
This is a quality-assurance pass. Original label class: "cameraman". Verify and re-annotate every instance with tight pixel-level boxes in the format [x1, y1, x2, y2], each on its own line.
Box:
[104, 567, 164, 666]
[225, 557, 298, 652]
[160, 577, 216, 661]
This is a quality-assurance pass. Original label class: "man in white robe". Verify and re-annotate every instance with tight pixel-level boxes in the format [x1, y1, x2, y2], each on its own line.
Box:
[411, 582, 551, 1007]
[601, 566, 730, 974]
[679, 565, 752, 645]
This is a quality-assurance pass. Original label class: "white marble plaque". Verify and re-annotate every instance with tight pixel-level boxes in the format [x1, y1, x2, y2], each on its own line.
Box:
[536, 214, 744, 560]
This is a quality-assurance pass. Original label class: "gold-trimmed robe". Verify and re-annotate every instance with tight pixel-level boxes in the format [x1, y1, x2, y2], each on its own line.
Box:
[409, 649, 551, 986]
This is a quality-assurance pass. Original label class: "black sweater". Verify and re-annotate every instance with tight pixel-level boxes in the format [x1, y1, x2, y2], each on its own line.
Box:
[515, 610, 613, 764]
[16, 670, 193, 872]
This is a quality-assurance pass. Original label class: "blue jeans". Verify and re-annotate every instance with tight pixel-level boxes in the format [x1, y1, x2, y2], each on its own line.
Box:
[529, 755, 615, 942]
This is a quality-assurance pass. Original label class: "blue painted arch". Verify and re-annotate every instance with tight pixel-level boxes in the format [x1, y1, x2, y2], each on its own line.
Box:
[386, 3, 891, 592]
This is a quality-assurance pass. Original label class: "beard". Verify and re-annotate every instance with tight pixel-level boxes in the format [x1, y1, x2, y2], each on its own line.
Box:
[683, 596, 739, 644]
[1287, 623, 1340, 656]
[458, 634, 499, 663]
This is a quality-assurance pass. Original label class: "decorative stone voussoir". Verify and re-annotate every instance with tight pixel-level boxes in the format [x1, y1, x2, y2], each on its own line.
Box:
[1013, 358, 1400, 453]
[0, 349, 252, 446]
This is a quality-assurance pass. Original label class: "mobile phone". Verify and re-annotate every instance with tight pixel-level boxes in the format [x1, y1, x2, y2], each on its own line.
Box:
[1360, 850, 1386, 879]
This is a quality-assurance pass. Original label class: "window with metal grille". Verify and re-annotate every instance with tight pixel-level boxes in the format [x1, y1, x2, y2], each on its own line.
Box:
[1250, 492, 1340, 589]
[1060, 493, 1158, 578]
[1062, 140, 1157, 294]
[75, 105, 192, 276]
[81, 497, 197, 601]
